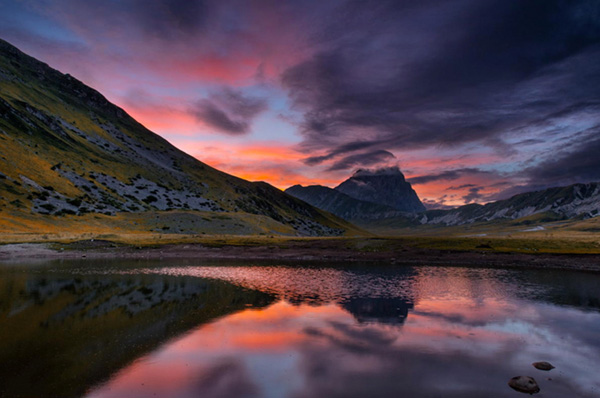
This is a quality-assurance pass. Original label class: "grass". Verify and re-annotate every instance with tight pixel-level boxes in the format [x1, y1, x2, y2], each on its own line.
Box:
[2, 230, 600, 255]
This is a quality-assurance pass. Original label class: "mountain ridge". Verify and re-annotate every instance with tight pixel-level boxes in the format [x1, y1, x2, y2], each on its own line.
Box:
[420, 181, 600, 226]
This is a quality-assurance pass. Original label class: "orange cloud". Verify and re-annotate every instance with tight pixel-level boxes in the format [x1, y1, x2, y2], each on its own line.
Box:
[172, 140, 342, 188]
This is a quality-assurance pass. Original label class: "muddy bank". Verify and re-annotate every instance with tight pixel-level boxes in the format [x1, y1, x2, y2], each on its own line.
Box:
[1, 240, 600, 272]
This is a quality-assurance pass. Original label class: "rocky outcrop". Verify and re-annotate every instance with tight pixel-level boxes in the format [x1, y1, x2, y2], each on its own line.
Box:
[334, 167, 426, 213]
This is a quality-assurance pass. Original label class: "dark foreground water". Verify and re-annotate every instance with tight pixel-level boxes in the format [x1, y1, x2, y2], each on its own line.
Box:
[1, 259, 599, 398]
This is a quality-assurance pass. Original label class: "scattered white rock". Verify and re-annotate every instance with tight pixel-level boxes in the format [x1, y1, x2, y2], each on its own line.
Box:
[523, 226, 545, 232]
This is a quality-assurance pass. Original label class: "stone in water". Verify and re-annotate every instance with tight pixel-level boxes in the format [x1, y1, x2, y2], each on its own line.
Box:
[508, 376, 540, 394]
[532, 361, 554, 371]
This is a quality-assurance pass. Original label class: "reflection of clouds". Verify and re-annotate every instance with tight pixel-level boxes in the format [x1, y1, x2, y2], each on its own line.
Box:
[87, 298, 600, 398]
[191, 360, 260, 398]
[85, 265, 600, 398]
[89, 358, 260, 398]
[294, 302, 600, 398]
[398, 299, 600, 397]
[87, 301, 332, 398]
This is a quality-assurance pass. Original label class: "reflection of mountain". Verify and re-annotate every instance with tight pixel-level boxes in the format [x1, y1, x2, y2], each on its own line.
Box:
[341, 297, 414, 324]
[0, 272, 275, 398]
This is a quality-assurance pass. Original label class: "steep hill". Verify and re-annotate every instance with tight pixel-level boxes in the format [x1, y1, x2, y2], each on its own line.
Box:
[285, 184, 405, 221]
[335, 167, 426, 213]
[0, 38, 359, 237]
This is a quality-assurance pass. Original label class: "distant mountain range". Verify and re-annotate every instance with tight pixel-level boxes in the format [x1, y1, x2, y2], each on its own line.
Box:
[0, 38, 358, 236]
[420, 182, 600, 226]
[286, 168, 600, 229]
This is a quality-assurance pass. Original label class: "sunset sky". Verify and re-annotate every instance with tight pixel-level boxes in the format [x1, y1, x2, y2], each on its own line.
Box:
[2, 0, 599, 208]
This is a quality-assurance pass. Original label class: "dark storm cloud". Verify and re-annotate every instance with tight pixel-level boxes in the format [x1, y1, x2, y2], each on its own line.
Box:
[422, 196, 455, 210]
[40, 0, 211, 40]
[448, 184, 477, 191]
[303, 141, 382, 166]
[408, 168, 491, 185]
[128, 0, 209, 38]
[526, 133, 600, 186]
[462, 187, 484, 204]
[491, 125, 600, 199]
[326, 150, 395, 172]
[283, 0, 600, 173]
[4, 0, 600, 195]
[193, 88, 267, 135]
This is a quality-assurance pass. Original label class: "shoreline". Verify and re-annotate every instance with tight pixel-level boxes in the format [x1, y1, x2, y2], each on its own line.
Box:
[2, 241, 600, 272]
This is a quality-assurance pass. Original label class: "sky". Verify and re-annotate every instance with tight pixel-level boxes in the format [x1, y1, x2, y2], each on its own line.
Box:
[1, 0, 600, 208]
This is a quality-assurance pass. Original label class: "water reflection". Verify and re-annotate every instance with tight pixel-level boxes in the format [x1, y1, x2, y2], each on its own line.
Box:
[0, 266, 274, 398]
[87, 265, 600, 398]
[86, 299, 600, 398]
[1, 261, 600, 398]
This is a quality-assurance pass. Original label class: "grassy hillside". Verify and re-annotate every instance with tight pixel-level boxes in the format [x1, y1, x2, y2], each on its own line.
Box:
[0, 38, 361, 237]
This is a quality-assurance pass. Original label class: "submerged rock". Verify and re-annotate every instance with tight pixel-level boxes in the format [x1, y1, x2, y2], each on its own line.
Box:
[508, 376, 540, 394]
[532, 361, 555, 371]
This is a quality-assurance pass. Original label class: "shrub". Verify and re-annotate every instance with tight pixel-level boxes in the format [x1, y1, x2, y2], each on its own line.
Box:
[39, 203, 56, 212]
[143, 195, 158, 204]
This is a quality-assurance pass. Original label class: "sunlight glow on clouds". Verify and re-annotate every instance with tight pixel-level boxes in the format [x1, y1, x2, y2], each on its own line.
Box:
[2, 0, 599, 207]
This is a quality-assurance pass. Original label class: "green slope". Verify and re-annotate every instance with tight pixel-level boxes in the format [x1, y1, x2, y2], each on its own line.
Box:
[0, 38, 361, 237]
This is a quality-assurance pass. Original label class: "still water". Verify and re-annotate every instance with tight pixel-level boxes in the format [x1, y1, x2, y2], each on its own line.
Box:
[1, 259, 599, 398]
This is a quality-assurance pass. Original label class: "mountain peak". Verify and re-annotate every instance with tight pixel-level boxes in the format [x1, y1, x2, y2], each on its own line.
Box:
[335, 167, 425, 213]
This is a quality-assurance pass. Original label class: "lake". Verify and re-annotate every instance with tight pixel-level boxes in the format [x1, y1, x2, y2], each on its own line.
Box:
[1, 259, 599, 397]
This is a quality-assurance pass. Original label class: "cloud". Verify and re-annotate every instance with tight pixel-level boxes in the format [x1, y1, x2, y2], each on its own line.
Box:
[408, 168, 492, 185]
[462, 187, 484, 204]
[490, 126, 600, 200]
[526, 133, 600, 186]
[421, 197, 454, 210]
[448, 184, 477, 190]
[326, 150, 396, 172]
[193, 88, 267, 135]
[3, 0, 600, 204]
[303, 141, 380, 166]
[127, 0, 209, 39]
[282, 0, 600, 174]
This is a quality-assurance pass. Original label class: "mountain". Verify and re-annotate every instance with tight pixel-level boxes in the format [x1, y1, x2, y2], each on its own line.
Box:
[420, 182, 600, 226]
[285, 167, 425, 221]
[335, 167, 426, 213]
[0, 38, 360, 237]
[285, 185, 405, 221]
